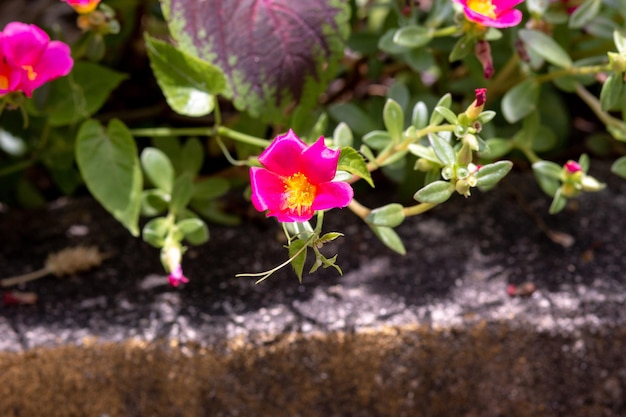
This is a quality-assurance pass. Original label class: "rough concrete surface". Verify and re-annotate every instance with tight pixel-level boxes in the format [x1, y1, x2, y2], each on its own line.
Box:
[0, 161, 625, 417]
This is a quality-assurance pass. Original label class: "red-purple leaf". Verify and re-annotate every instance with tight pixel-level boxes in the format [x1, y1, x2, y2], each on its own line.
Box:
[161, 0, 350, 123]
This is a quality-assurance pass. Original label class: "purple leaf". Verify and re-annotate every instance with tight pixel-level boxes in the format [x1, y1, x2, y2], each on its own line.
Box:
[162, 0, 350, 123]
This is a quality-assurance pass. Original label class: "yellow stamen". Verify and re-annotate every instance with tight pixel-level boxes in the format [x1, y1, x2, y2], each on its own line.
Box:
[283, 172, 317, 216]
[0, 75, 8, 90]
[467, 0, 497, 18]
[21, 65, 37, 81]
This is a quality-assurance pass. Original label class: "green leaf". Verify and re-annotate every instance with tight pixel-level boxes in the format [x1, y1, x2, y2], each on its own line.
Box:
[318, 232, 344, 244]
[449, 35, 476, 62]
[414, 180, 454, 204]
[408, 143, 440, 165]
[600, 74, 624, 111]
[177, 218, 209, 245]
[369, 225, 406, 255]
[428, 133, 455, 166]
[610, 156, 626, 178]
[338, 147, 374, 187]
[518, 29, 572, 68]
[429, 93, 452, 125]
[578, 153, 590, 172]
[383, 98, 404, 143]
[142, 217, 169, 248]
[366, 203, 405, 227]
[392, 25, 432, 48]
[288, 239, 308, 283]
[30, 62, 126, 126]
[483, 138, 514, 159]
[180, 138, 205, 176]
[141, 189, 169, 216]
[501, 79, 540, 123]
[144, 34, 226, 117]
[328, 102, 378, 137]
[76, 119, 142, 236]
[434, 106, 458, 124]
[362, 130, 391, 151]
[162, 0, 350, 124]
[170, 172, 194, 215]
[378, 29, 410, 54]
[333, 122, 353, 148]
[533, 161, 561, 196]
[569, 0, 601, 29]
[614, 30, 626, 54]
[533, 160, 562, 179]
[141, 147, 174, 193]
[192, 177, 230, 200]
[549, 187, 568, 214]
[412, 101, 429, 129]
[475, 161, 513, 187]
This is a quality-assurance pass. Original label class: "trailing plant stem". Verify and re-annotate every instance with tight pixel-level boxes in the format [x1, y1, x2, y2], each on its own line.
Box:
[130, 126, 269, 148]
[403, 202, 437, 217]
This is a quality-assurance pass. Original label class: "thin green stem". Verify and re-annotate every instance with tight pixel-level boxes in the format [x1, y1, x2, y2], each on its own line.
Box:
[236, 234, 315, 284]
[129, 125, 269, 148]
[518, 146, 542, 164]
[575, 82, 625, 127]
[130, 126, 214, 137]
[0, 159, 34, 178]
[402, 202, 437, 217]
[215, 136, 250, 166]
[216, 126, 269, 148]
[535, 64, 611, 85]
[488, 54, 520, 97]
[432, 25, 459, 37]
[347, 198, 371, 220]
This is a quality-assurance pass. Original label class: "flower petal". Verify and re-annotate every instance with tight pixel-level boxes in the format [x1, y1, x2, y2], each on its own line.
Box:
[27, 41, 73, 92]
[258, 129, 306, 177]
[1, 23, 48, 66]
[493, 0, 524, 14]
[311, 181, 354, 211]
[301, 137, 341, 184]
[271, 206, 315, 223]
[250, 167, 286, 213]
[464, 6, 522, 27]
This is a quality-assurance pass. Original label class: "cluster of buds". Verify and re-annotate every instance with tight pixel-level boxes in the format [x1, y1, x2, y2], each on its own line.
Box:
[533, 156, 605, 214]
[61, 0, 119, 36]
[412, 89, 513, 204]
[560, 160, 605, 198]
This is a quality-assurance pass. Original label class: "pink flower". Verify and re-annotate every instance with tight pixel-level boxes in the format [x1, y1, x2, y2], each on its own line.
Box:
[564, 160, 582, 173]
[168, 264, 189, 287]
[454, 0, 524, 28]
[250, 130, 354, 222]
[61, 0, 101, 14]
[0, 23, 73, 97]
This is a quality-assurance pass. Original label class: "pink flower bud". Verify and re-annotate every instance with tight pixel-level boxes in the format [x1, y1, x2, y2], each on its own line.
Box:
[564, 160, 582, 173]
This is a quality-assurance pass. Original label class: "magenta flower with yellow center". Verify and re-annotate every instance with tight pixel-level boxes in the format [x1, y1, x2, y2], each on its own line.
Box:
[61, 0, 101, 14]
[454, 0, 524, 28]
[0, 22, 73, 97]
[250, 130, 354, 223]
